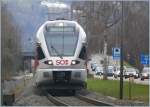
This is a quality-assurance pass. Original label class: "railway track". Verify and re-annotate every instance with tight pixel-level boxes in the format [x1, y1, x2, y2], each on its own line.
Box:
[76, 94, 113, 106]
[46, 93, 69, 106]
[43, 89, 114, 106]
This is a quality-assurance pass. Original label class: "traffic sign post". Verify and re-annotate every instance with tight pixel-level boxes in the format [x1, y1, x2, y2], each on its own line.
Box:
[140, 54, 149, 65]
[112, 48, 120, 60]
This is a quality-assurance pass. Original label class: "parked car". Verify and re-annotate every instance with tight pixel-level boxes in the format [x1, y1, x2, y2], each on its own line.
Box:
[135, 68, 140, 78]
[114, 66, 126, 78]
[91, 63, 98, 71]
[114, 70, 120, 78]
[107, 66, 114, 76]
[124, 68, 139, 79]
[91, 62, 95, 69]
[140, 67, 149, 80]
[95, 66, 103, 76]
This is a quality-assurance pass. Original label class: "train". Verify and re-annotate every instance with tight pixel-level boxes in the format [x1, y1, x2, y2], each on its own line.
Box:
[33, 20, 87, 92]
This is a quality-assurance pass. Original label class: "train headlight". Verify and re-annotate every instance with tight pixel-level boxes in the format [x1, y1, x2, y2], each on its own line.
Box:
[48, 60, 53, 65]
[59, 22, 64, 26]
[71, 60, 80, 65]
[71, 60, 76, 65]
[44, 60, 53, 65]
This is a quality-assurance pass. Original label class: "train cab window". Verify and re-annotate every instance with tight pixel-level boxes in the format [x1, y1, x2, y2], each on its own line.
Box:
[37, 46, 45, 60]
[44, 25, 78, 56]
[79, 46, 87, 60]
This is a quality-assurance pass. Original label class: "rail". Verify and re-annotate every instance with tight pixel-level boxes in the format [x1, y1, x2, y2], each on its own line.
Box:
[76, 94, 114, 106]
[41, 88, 114, 106]
[46, 93, 69, 106]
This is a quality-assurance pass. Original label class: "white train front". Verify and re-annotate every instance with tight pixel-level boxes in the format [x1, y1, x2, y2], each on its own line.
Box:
[34, 20, 87, 90]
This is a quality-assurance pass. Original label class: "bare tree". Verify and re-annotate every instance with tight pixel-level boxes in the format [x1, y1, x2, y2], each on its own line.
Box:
[72, 1, 148, 70]
[1, 3, 23, 81]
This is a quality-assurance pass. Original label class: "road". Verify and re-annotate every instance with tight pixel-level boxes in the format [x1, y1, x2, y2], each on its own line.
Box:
[89, 54, 149, 85]
[111, 77, 149, 85]
[94, 75, 149, 85]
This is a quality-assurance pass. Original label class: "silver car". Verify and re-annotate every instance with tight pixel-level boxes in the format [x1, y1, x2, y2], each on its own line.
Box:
[114, 66, 126, 78]
[140, 67, 149, 80]
[124, 68, 139, 79]
[91, 63, 98, 71]
[95, 66, 103, 76]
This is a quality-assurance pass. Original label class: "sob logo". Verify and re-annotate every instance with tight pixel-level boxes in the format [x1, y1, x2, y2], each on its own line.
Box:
[56, 60, 69, 65]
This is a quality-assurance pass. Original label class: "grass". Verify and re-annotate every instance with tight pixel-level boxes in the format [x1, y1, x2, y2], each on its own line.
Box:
[87, 78, 149, 103]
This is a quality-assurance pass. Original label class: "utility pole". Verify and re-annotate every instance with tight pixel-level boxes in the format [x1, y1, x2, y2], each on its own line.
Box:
[103, 30, 108, 80]
[120, 0, 124, 100]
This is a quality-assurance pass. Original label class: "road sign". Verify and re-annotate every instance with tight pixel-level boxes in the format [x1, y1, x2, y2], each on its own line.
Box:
[112, 48, 120, 60]
[140, 54, 149, 65]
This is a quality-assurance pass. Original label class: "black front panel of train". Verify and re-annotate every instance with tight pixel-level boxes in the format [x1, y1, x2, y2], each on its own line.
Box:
[53, 71, 71, 83]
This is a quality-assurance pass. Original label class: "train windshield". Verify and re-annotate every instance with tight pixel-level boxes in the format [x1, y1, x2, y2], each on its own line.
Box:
[44, 26, 78, 56]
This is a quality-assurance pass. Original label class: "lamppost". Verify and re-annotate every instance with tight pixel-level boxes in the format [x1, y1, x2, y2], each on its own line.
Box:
[120, 0, 124, 100]
[103, 30, 108, 80]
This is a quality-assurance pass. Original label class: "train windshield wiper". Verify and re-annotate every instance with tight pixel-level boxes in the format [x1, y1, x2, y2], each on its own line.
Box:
[50, 45, 63, 59]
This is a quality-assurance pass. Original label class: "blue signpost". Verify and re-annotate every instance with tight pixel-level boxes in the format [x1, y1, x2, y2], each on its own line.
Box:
[112, 48, 120, 60]
[140, 54, 149, 65]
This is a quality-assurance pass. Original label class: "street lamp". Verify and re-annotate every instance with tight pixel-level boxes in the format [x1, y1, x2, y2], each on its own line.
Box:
[120, 0, 124, 100]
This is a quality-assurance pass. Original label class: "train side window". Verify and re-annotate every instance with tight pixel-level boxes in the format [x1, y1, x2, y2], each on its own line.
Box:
[79, 46, 87, 60]
[37, 46, 45, 60]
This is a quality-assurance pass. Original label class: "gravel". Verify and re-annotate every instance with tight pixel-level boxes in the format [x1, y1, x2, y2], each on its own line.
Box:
[14, 94, 55, 106]
[57, 96, 95, 106]
[13, 79, 55, 106]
